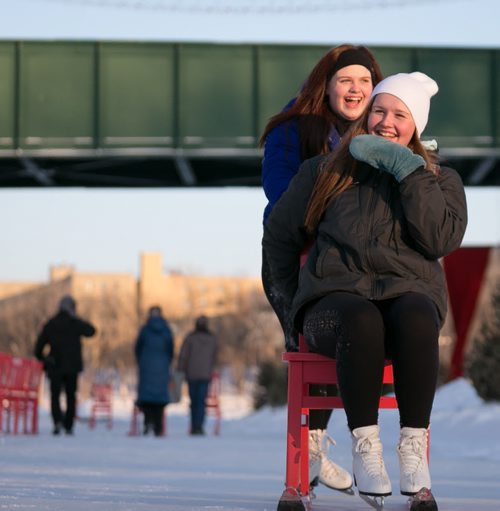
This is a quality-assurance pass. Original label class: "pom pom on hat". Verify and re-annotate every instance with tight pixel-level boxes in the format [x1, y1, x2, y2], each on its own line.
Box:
[371, 72, 438, 136]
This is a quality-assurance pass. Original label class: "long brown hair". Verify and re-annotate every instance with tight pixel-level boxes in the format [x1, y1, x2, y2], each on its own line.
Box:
[259, 44, 384, 161]
[303, 100, 439, 233]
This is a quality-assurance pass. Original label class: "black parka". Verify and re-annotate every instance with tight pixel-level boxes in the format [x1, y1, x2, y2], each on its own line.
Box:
[262, 155, 467, 330]
[34, 311, 96, 374]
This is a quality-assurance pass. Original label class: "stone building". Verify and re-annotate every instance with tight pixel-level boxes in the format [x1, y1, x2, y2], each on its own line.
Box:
[0, 252, 264, 369]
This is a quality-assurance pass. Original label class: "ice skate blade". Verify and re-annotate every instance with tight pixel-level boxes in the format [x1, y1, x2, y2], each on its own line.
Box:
[359, 494, 386, 510]
[319, 474, 354, 495]
[321, 483, 355, 496]
[337, 486, 355, 496]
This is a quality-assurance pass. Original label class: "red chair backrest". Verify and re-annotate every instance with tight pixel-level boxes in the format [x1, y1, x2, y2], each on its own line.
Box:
[206, 372, 220, 406]
[0, 352, 12, 388]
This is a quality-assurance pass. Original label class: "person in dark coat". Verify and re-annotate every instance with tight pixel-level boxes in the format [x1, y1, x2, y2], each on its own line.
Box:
[135, 305, 174, 437]
[34, 295, 96, 435]
[177, 315, 218, 435]
[263, 72, 467, 499]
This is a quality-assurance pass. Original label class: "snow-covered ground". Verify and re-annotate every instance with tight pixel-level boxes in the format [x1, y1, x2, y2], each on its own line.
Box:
[1, 378, 500, 510]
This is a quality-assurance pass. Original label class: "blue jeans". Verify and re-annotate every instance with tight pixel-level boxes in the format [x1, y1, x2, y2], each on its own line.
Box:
[187, 379, 210, 432]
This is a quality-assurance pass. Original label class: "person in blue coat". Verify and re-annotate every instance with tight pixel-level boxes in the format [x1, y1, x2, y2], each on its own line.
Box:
[135, 305, 174, 436]
[260, 44, 384, 492]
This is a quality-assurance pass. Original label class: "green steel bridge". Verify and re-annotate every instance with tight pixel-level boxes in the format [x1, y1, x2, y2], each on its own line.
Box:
[0, 41, 498, 187]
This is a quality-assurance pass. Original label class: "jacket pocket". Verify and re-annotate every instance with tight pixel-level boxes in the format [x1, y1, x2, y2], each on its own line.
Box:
[315, 244, 356, 278]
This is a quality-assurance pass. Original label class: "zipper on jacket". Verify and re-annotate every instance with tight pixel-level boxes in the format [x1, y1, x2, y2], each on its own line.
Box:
[364, 172, 381, 299]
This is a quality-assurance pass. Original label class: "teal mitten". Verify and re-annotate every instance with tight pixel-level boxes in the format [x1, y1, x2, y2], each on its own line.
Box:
[349, 134, 425, 182]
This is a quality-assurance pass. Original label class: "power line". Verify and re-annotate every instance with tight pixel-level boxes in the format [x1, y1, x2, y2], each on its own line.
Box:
[30, 0, 470, 14]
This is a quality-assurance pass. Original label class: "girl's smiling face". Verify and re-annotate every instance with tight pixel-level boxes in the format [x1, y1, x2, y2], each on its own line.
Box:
[367, 93, 416, 146]
[327, 64, 374, 121]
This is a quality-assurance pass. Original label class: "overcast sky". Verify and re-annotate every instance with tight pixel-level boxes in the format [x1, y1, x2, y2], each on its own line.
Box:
[2, 188, 267, 281]
[0, 0, 499, 282]
[1, 0, 498, 48]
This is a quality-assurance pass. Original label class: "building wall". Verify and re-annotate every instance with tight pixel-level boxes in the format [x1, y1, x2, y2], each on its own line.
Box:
[0, 276, 72, 356]
[0, 282, 41, 300]
[0, 251, 263, 364]
[138, 252, 263, 320]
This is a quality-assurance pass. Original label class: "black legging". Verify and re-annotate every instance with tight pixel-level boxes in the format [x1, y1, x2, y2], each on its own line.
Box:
[141, 403, 165, 436]
[49, 371, 78, 431]
[303, 292, 440, 431]
[262, 247, 335, 430]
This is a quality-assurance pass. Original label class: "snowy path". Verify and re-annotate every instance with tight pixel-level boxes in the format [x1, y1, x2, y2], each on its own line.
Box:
[1, 379, 500, 510]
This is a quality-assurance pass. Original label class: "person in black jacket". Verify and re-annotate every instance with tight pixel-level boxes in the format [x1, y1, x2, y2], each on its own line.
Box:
[263, 72, 467, 501]
[34, 295, 96, 435]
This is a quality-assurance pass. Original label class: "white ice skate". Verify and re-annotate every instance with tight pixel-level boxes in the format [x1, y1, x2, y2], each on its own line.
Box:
[309, 429, 353, 492]
[351, 425, 392, 500]
[397, 427, 431, 496]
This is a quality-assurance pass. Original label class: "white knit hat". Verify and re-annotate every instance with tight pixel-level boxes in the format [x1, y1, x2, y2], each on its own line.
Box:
[370, 72, 438, 136]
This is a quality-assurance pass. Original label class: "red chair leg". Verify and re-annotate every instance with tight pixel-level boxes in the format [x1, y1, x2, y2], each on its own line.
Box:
[299, 408, 310, 496]
[284, 362, 304, 495]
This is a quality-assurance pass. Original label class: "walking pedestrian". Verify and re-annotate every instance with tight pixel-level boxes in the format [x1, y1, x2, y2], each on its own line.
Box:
[135, 306, 174, 436]
[34, 295, 96, 435]
[177, 315, 218, 435]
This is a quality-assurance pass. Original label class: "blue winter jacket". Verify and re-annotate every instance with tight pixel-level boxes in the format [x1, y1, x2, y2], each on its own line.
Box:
[261, 100, 341, 223]
[135, 317, 174, 405]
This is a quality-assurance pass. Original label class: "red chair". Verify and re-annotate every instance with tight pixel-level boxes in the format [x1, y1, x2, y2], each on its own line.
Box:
[0, 352, 13, 432]
[128, 373, 221, 437]
[0, 355, 43, 435]
[205, 371, 222, 435]
[88, 383, 113, 429]
[277, 248, 399, 510]
[127, 372, 182, 437]
[127, 404, 142, 436]
[22, 358, 43, 434]
[279, 334, 398, 510]
[127, 404, 167, 437]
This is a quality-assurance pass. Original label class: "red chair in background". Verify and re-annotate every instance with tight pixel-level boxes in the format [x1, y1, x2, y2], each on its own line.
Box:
[22, 358, 44, 434]
[88, 383, 113, 429]
[0, 354, 43, 435]
[127, 404, 167, 437]
[0, 352, 12, 431]
[205, 371, 222, 436]
[127, 372, 222, 437]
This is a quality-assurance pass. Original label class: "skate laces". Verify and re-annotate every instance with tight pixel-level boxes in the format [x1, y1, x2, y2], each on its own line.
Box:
[398, 434, 426, 475]
[355, 435, 385, 477]
[309, 430, 337, 456]
[309, 430, 340, 468]
[320, 433, 343, 476]
[323, 432, 337, 455]
[308, 429, 324, 461]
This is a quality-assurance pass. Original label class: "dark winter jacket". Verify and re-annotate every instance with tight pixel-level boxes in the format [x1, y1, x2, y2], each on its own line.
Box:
[177, 328, 217, 381]
[135, 316, 174, 405]
[261, 101, 341, 223]
[34, 311, 96, 374]
[262, 156, 468, 329]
